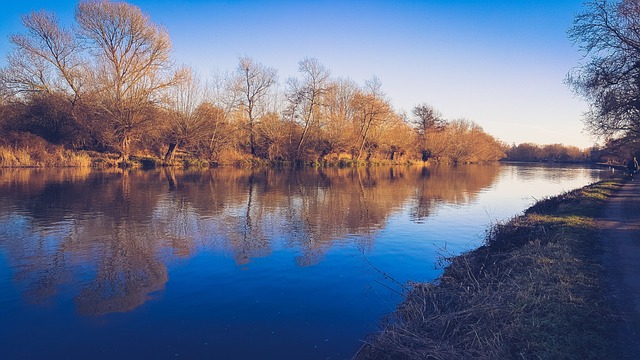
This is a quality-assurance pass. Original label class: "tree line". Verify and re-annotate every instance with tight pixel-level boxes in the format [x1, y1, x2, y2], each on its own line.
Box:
[505, 143, 592, 163]
[0, 0, 506, 167]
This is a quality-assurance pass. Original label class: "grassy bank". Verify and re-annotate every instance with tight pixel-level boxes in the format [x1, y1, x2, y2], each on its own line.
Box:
[0, 132, 94, 168]
[0, 144, 416, 169]
[0, 145, 93, 167]
[356, 177, 623, 359]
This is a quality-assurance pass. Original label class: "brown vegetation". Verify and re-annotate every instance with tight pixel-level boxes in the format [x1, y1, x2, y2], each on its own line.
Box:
[356, 178, 622, 359]
[0, 1, 506, 167]
[0, 132, 91, 167]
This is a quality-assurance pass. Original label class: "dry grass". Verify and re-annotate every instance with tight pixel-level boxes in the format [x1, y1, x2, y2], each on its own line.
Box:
[356, 178, 623, 360]
[0, 132, 95, 168]
[0, 132, 126, 168]
[0, 145, 93, 167]
[0, 147, 30, 166]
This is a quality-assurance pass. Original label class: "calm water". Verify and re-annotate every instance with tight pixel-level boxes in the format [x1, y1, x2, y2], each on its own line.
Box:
[0, 164, 611, 360]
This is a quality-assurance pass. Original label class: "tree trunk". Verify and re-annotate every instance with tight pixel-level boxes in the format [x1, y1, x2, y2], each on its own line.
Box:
[121, 135, 131, 162]
[249, 121, 256, 156]
[165, 142, 178, 162]
[296, 100, 316, 160]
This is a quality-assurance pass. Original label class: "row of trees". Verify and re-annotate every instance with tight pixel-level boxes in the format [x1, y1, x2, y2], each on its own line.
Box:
[0, 0, 505, 166]
[505, 143, 591, 163]
[9, 0, 640, 167]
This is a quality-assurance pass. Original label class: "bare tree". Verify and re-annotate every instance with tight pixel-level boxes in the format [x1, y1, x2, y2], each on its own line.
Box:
[164, 67, 210, 161]
[375, 112, 415, 161]
[0, 11, 91, 146]
[196, 102, 232, 161]
[412, 103, 446, 161]
[285, 57, 331, 160]
[321, 78, 358, 159]
[567, 0, 640, 143]
[233, 57, 277, 156]
[4, 11, 83, 100]
[350, 77, 392, 160]
[75, 0, 181, 160]
[412, 103, 445, 135]
[204, 70, 246, 161]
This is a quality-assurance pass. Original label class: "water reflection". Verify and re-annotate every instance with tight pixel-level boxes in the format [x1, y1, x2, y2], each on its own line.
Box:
[0, 164, 505, 315]
[409, 165, 503, 222]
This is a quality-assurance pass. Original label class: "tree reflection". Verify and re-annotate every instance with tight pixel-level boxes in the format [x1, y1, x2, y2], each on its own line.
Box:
[72, 221, 168, 315]
[0, 164, 502, 314]
[409, 164, 502, 222]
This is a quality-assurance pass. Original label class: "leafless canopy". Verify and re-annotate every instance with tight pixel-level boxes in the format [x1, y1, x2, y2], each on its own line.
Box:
[567, 0, 640, 142]
[286, 57, 331, 157]
[76, 0, 180, 157]
[5, 11, 82, 102]
[413, 103, 445, 133]
[234, 57, 277, 156]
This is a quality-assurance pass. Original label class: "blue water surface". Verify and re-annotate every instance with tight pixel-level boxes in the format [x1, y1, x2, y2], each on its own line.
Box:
[0, 164, 610, 359]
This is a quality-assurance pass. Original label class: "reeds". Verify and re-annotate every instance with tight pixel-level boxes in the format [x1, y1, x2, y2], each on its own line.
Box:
[0, 145, 92, 167]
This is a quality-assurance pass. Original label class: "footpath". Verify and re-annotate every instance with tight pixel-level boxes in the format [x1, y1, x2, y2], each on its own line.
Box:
[600, 178, 640, 358]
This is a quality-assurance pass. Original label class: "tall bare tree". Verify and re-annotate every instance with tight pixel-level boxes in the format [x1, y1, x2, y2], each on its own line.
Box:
[4, 11, 83, 101]
[1, 11, 89, 146]
[286, 57, 331, 160]
[234, 57, 277, 156]
[164, 67, 210, 161]
[350, 77, 392, 160]
[568, 0, 640, 144]
[321, 78, 358, 158]
[75, 0, 181, 160]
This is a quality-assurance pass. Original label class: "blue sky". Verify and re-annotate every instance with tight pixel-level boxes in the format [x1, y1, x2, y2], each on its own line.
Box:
[0, 0, 593, 148]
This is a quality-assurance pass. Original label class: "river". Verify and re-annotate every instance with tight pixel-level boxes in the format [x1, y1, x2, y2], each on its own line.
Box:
[0, 163, 611, 359]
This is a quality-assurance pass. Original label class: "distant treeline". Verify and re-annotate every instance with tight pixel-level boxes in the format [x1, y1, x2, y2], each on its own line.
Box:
[504, 143, 591, 163]
[0, 1, 508, 167]
[505, 142, 639, 165]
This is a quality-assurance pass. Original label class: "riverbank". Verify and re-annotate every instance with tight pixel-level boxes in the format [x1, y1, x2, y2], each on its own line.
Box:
[0, 146, 605, 169]
[0, 141, 412, 169]
[356, 177, 624, 359]
[1, 132, 592, 169]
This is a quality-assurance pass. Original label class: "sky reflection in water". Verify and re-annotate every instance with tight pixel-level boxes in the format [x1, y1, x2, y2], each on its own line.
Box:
[0, 164, 609, 359]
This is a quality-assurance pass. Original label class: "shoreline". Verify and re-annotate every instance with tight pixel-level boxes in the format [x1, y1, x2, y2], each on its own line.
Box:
[0, 149, 609, 170]
[0, 134, 601, 169]
[355, 177, 623, 359]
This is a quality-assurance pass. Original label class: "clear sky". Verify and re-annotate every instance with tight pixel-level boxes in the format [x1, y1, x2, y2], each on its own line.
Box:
[0, 0, 594, 148]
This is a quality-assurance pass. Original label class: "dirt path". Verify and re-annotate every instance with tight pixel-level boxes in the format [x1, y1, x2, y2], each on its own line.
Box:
[600, 178, 640, 358]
